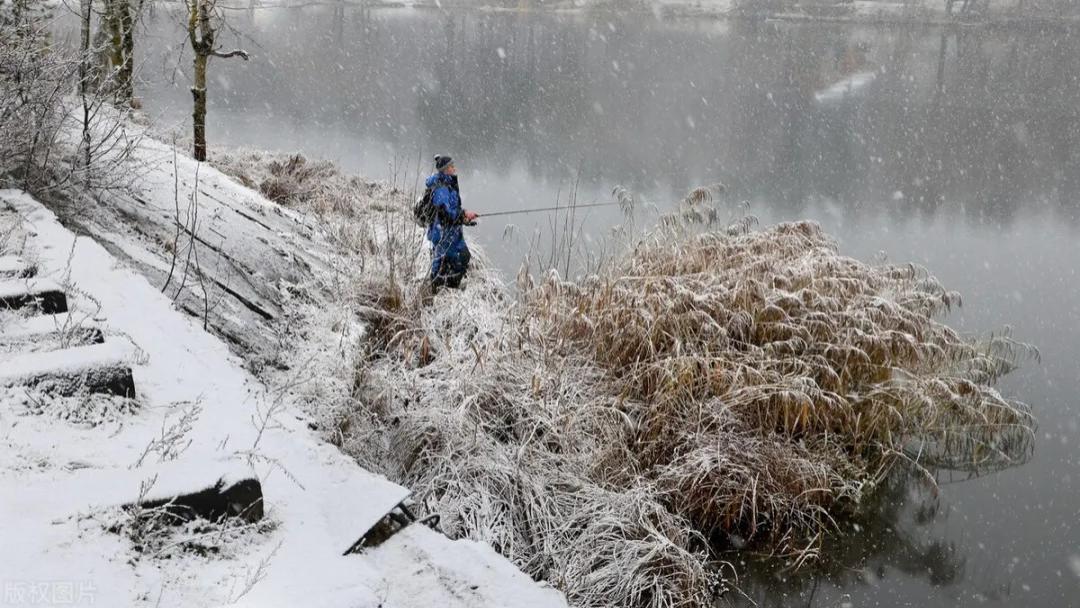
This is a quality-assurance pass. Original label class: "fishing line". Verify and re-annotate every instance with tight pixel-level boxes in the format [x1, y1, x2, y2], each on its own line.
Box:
[476, 201, 624, 218]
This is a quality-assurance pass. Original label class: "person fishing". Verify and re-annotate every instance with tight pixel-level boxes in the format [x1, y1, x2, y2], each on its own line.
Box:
[417, 156, 640, 292]
[426, 155, 478, 291]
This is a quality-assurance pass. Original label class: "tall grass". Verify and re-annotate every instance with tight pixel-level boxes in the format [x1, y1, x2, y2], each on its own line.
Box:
[524, 218, 1034, 548]
[209, 149, 1034, 607]
[347, 205, 1032, 606]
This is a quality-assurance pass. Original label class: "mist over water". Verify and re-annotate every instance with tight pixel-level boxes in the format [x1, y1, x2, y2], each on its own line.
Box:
[89, 7, 1080, 606]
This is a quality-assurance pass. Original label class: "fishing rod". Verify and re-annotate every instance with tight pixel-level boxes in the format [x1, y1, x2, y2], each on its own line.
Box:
[477, 200, 624, 219]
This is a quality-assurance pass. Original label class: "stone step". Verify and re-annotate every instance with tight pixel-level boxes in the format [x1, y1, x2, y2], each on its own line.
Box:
[0, 278, 67, 314]
[335, 476, 411, 554]
[133, 477, 264, 525]
[0, 312, 104, 346]
[0, 255, 34, 279]
[3, 458, 263, 526]
[0, 341, 135, 397]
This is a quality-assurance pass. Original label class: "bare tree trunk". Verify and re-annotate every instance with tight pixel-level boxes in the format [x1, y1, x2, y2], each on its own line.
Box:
[104, 0, 140, 106]
[188, 0, 209, 162]
[79, 0, 92, 171]
[192, 52, 207, 162]
[119, 0, 136, 103]
[186, 0, 247, 163]
[105, 0, 124, 74]
[117, 0, 132, 103]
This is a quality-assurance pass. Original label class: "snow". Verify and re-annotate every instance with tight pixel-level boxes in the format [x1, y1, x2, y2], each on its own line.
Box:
[0, 189, 567, 608]
[3, 456, 255, 522]
[76, 136, 337, 359]
[0, 311, 97, 340]
[0, 277, 63, 300]
[0, 341, 132, 385]
[318, 468, 411, 554]
[0, 254, 28, 275]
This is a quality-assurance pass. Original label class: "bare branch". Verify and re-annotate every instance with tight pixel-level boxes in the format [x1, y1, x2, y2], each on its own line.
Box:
[209, 49, 249, 60]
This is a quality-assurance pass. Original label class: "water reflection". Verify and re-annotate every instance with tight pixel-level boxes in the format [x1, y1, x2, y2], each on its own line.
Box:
[726, 428, 1042, 608]
[727, 468, 965, 607]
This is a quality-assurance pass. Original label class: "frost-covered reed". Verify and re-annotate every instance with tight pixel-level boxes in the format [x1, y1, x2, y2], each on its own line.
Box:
[211, 151, 1035, 607]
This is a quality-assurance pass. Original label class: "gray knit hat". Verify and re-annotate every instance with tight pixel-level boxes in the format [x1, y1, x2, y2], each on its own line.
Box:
[434, 155, 453, 171]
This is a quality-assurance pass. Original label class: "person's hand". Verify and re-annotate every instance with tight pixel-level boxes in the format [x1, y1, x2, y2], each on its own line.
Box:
[463, 210, 479, 223]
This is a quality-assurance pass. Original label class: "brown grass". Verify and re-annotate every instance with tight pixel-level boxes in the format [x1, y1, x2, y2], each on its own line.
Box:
[521, 218, 1034, 557]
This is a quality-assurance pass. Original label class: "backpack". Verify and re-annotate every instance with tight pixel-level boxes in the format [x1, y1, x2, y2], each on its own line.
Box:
[412, 186, 436, 227]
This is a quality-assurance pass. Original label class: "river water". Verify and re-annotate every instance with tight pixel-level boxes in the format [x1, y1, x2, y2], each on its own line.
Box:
[74, 6, 1080, 606]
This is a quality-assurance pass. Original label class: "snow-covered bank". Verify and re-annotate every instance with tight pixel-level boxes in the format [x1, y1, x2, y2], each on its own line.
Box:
[44, 135, 343, 367]
[0, 180, 566, 606]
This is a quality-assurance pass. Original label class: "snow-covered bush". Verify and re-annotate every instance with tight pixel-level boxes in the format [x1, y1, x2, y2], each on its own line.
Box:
[1, 3, 143, 200]
[0, 9, 72, 189]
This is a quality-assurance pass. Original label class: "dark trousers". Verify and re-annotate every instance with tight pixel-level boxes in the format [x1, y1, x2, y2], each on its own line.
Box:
[431, 242, 471, 290]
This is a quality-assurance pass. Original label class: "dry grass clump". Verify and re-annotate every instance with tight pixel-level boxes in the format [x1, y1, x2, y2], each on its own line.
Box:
[524, 219, 1033, 549]
[350, 282, 717, 607]
[209, 149, 391, 219]
[340, 198, 1033, 607]
[258, 154, 338, 206]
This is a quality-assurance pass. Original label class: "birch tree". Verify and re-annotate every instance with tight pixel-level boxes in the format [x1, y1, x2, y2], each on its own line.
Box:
[103, 0, 144, 106]
[186, 0, 248, 162]
[79, 0, 92, 169]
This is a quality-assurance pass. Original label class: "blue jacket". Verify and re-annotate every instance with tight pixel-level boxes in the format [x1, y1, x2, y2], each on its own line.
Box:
[425, 172, 471, 283]
[426, 172, 464, 250]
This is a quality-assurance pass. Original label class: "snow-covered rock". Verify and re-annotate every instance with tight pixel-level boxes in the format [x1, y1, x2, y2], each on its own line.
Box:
[0, 277, 67, 313]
